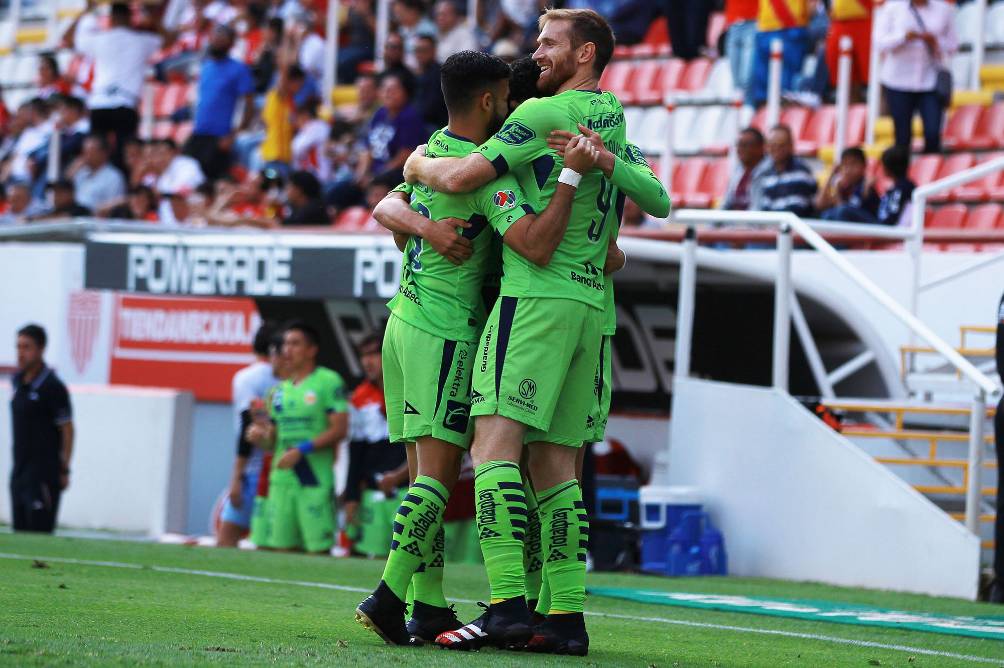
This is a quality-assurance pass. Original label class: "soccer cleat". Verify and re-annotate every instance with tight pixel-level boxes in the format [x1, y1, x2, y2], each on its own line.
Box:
[525, 612, 589, 656]
[435, 598, 533, 651]
[406, 601, 462, 643]
[355, 581, 417, 646]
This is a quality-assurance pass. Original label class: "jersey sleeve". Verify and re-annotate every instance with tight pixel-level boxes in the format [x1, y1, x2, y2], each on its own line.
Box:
[611, 143, 671, 219]
[50, 381, 73, 426]
[476, 97, 564, 177]
[473, 173, 535, 237]
[391, 182, 414, 197]
[325, 372, 349, 414]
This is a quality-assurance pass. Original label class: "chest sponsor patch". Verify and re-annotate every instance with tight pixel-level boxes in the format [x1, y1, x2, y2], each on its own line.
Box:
[495, 121, 535, 146]
[494, 190, 517, 209]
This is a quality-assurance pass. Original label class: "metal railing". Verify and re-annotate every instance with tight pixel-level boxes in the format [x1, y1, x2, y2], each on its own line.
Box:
[666, 209, 999, 535]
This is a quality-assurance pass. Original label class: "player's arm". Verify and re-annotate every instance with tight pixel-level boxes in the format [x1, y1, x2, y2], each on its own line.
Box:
[373, 187, 473, 264]
[403, 148, 497, 194]
[493, 136, 598, 266]
[605, 236, 626, 275]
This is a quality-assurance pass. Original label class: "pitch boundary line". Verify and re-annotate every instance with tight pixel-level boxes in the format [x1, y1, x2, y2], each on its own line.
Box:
[1, 552, 999, 665]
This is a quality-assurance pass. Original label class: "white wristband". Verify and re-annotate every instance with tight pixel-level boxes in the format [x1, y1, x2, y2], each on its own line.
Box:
[620, 249, 627, 269]
[558, 168, 582, 188]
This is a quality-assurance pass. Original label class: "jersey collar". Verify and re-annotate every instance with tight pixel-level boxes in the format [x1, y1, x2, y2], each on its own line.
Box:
[443, 129, 477, 145]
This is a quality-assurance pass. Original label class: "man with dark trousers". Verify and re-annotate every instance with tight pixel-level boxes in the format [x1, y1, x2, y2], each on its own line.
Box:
[992, 293, 1004, 603]
[9, 324, 74, 532]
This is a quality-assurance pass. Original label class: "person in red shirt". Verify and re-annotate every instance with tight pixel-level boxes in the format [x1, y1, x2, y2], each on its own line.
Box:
[826, 0, 873, 89]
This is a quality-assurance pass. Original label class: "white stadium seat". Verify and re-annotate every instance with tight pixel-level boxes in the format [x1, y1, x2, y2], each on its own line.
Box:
[638, 106, 670, 155]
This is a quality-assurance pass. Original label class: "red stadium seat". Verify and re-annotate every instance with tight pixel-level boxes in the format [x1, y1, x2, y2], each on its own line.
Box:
[677, 58, 712, 92]
[687, 158, 731, 208]
[627, 60, 673, 105]
[795, 106, 836, 156]
[929, 153, 975, 203]
[965, 203, 1003, 229]
[908, 154, 942, 186]
[333, 206, 371, 230]
[151, 120, 173, 139]
[172, 121, 193, 144]
[671, 158, 707, 206]
[926, 204, 968, 229]
[780, 106, 811, 143]
[613, 45, 633, 60]
[949, 152, 1004, 202]
[845, 104, 867, 147]
[599, 61, 635, 98]
[642, 16, 670, 49]
[966, 103, 1004, 150]
[638, 59, 684, 104]
[942, 105, 983, 150]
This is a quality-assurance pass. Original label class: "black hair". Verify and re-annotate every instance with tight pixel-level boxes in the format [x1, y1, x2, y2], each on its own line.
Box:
[395, 0, 425, 11]
[18, 323, 47, 349]
[39, 53, 59, 76]
[286, 64, 306, 82]
[297, 98, 320, 117]
[329, 119, 355, 140]
[841, 146, 866, 165]
[267, 17, 285, 35]
[739, 126, 765, 144]
[157, 138, 179, 151]
[48, 179, 74, 191]
[110, 2, 131, 23]
[379, 69, 416, 99]
[769, 124, 793, 141]
[283, 319, 321, 347]
[85, 132, 110, 153]
[881, 145, 910, 180]
[416, 33, 437, 46]
[252, 320, 278, 356]
[289, 170, 322, 200]
[440, 50, 511, 112]
[508, 56, 541, 107]
[357, 332, 383, 354]
[61, 95, 86, 114]
[27, 96, 49, 117]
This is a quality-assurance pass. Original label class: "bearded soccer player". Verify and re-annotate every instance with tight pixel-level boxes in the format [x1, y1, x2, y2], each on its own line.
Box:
[354, 49, 598, 646]
[247, 321, 348, 554]
[403, 8, 633, 655]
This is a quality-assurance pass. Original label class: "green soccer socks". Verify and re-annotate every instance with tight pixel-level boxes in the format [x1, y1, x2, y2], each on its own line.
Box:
[537, 480, 588, 613]
[380, 475, 450, 604]
[523, 475, 543, 602]
[474, 460, 528, 602]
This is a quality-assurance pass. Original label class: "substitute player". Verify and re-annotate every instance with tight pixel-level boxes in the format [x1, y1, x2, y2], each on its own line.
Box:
[247, 321, 348, 554]
[403, 8, 628, 655]
[355, 49, 598, 646]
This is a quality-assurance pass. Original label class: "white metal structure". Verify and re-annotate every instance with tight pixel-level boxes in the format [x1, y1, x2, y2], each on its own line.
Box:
[834, 36, 853, 159]
[766, 38, 782, 128]
[322, 0, 340, 105]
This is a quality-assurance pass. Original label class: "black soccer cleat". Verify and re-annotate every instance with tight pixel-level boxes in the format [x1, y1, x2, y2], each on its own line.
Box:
[525, 612, 589, 656]
[435, 598, 533, 651]
[406, 601, 462, 643]
[355, 581, 417, 646]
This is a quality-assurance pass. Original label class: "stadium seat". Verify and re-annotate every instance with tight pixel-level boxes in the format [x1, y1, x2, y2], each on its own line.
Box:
[670, 158, 707, 206]
[333, 207, 371, 230]
[632, 59, 684, 105]
[687, 158, 731, 208]
[951, 153, 1004, 202]
[966, 103, 1004, 150]
[965, 203, 1003, 230]
[671, 106, 700, 154]
[955, 2, 980, 46]
[845, 104, 867, 148]
[698, 59, 736, 100]
[152, 120, 174, 140]
[926, 204, 968, 229]
[638, 106, 670, 154]
[796, 106, 836, 156]
[908, 154, 942, 187]
[942, 105, 983, 150]
[677, 58, 712, 92]
[624, 106, 646, 146]
[928, 153, 976, 203]
[701, 104, 738, 155]
[989, 3, 1004, 44]
[172, 121, 193, 144]
[13, 54, 35, 85]
[599, 60, 634, 98]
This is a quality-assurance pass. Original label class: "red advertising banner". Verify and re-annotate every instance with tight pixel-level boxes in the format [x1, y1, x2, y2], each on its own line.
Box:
[110, 295, 261, 402]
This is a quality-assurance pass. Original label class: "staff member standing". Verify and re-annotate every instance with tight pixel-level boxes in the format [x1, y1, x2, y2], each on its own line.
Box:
[10, 324, 74, 533]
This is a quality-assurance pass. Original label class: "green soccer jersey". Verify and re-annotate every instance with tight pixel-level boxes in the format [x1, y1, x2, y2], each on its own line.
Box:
[389, 128, 534, 342]
[477, 89, 628, 311]
[269, 366, 348, 488]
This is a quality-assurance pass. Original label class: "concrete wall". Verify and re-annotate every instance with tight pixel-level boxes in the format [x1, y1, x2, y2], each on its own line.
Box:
[0, 385, 193, 535]
[667, 377, 981, 599]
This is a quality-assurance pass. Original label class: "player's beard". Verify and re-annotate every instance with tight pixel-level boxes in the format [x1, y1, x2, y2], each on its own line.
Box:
[536, 53, 576, 96]
[487, 108, 507, 137]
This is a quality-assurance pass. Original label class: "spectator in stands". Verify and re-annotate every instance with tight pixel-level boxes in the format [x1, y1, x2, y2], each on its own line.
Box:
[66, 134, 126, 212]
[749, 124, 817, 217]
[747, 0, 810, 107]
[873, 145, 915, 226]
[381, 32, 412, 82]
[2, 98, 51, 186]
[339, 73, 381, 127]
[292, 101, 332, 181]
[100, 185, 159, 222]
[151, 139, 206, 223]
[364, 172, 401, 210]
[205, 171, 283, 228]
[826, 0, 872, 95]
[816, 147, 878, 222]
[185, 24, 255, 181]
[725, 0, 760, 92]
[0, 182, 44, 224]
[339, 0, 378, 83]
[36, 54, 70, 100]
[65, 2, 168, 167]
[283, 170, 327, 225]
[32, 180, 91, 219]
[123, 138, 151, 188]
[413, 35, 449, 132]
[394, 0, 437, 70]
[51, 96, 90, 169]
[874, 0, 958, 154]
[663, 0, 713, 60]
[362, 72, 425, 182]
[252, 17, 285, 95]
[722, 127, 766, 210]
[435, 0, 479, 62]
[325, 120, 360, 189]
[259, 39, 307, 175]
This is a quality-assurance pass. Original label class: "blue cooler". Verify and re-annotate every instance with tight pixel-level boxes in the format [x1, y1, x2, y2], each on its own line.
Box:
[639, 486, 702, 574]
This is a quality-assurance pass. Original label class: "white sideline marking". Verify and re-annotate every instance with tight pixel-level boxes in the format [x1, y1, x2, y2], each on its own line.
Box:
[2, 552, 1000, 665]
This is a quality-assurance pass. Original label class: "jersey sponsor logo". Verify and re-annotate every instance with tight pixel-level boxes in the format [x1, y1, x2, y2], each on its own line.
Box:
[480, 325, 493, 373]
[586, 112, 624, 131]
[471, 388, 486, 405]
[494, 121, 535, 146]
[400, 540, 424, 557]
[443, 399, 470, 434]
[507, 391, 537, 412]
[569, 269, 604, 291]
[548, 507, 570, 559]
[448, 347, 468, 399]
[518, 378, 536, 400]
[272, 389, 283, 413]
[304, 390, 317, 406]
[624, 143, 648, 166]
[404, 401, 421, 415]
[477, 489, 498, 528]
[493, 190, 518, 209]
[407, 503, 441, 541]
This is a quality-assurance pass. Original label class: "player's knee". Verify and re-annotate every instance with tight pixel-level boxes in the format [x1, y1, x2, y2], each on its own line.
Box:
[470, 415, 525, 465]
[527, 442, 578, 490]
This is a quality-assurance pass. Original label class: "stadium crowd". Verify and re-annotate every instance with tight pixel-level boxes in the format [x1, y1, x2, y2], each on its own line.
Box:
[0, 0, 968, 228]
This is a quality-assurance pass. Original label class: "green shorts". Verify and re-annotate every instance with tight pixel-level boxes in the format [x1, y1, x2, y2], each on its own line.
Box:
[472, 296, 604, 446]
[588, 335, 613, 442]
[383, 314, 476, 449]
[248, 495, 270, 547]
[265, 482, 335, 553]
[354, 488, 407, 557]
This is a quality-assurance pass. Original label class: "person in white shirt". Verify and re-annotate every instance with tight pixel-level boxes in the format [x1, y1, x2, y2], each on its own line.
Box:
[435, 1, 478, 63]
[67, 135, 126, 211]
[874, 0, 958, 154]
[149, 138, 206, 224]
[3, 98, 52, 184]
[292, 102, 332, 182]
[393, 0, 437, 70]
[64, 2, 166, 166]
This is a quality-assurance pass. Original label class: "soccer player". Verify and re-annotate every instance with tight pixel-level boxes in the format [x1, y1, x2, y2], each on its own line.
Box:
[403, 8, 634, 655]
[247, 332, 288, 549]
[218, 322, 280, 548]
[355, 49, 598, 646]
[246, 321, 348, 554]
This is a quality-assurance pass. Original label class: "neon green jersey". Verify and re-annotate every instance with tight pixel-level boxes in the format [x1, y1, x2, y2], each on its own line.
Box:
[389, 128, 534, 342]
[269, 366, 348, 488]
[603, 141, 671, 334]
[477, 89, 628, 310]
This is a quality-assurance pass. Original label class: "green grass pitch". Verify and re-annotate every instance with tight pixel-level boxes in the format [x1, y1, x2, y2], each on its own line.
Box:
[1, 532, 1002, 666]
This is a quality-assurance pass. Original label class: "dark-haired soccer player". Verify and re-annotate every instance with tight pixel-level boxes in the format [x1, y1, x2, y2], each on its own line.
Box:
[355, 49, 598, 646]
[247, 320, 348, 554]
[404, 8, 649, 655]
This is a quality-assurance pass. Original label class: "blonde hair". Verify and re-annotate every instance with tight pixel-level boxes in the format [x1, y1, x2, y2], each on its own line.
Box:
[537, 8, 615, 75]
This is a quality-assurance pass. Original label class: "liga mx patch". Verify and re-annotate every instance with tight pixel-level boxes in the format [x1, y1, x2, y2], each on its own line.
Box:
[493, 190, 517, 209]
[495, 121, 535, 146]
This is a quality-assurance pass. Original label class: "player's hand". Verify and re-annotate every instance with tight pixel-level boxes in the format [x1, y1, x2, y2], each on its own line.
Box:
[245, 423, 267, 446]
[403, 145, 427, 184]
[228, 480, 243, 508]
[425, 217, 473, 265]
[276, 449, 302, 470]
[563, 135, 599, 174]
[576, 123, 608, 152]
[546, 130, 576, 157]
